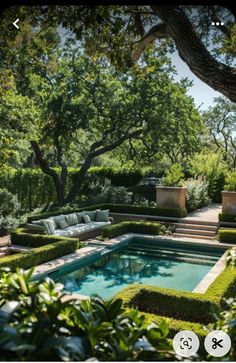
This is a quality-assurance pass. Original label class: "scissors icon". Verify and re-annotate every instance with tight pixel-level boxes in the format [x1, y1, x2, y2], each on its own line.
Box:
[180, 337, 192, 349]
[212, 337, 223, 349]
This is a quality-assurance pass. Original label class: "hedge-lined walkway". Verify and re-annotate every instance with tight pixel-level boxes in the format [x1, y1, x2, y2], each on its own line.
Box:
[185, 204, 222, 223]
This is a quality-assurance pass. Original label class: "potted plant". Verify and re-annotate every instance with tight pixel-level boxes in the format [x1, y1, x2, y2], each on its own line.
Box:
[156, 164, 187, 210]
[222, 170, 236, 214]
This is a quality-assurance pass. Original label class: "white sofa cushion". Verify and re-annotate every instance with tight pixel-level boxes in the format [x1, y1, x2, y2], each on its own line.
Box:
[54, 221, 111, 237]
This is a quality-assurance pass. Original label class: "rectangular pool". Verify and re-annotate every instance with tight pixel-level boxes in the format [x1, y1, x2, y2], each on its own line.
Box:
[50, 238, 224, 299]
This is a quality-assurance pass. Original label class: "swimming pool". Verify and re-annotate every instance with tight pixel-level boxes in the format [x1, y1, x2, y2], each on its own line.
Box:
[49, 238, 224, 299]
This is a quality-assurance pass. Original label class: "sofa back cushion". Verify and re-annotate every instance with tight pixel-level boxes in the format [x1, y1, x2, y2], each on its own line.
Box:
[53, 215, 66, 228]
[65, 213, 78, 226]
[76, 211, 86, 223]
[26, 223, 47, 234]
[96, 210, 109, 222]
[83, 215, 91, 224]
[58, 220, 69, 229]
[84, 210, 97, 221]
[41, 219, 56, 235]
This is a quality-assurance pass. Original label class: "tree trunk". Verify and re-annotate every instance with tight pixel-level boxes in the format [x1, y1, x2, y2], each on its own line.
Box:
[150, 6, 236, 102]
[30, 141, 66, 206]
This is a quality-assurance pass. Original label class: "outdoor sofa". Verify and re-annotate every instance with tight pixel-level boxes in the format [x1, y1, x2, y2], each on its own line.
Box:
[26, 209, 113, 241]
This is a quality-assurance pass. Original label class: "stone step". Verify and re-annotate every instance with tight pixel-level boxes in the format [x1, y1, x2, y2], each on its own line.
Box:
[175, 228, 216, 237]
[180, 219, 219, 226]
[173, 233, 214, 240]
[176, 223, 218, 232]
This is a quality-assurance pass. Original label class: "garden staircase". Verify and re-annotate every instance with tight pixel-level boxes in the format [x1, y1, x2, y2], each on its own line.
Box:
[173, 220, 219, 240]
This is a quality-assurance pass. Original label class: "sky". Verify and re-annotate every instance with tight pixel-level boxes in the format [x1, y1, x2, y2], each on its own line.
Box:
[170, 50, 221, 111]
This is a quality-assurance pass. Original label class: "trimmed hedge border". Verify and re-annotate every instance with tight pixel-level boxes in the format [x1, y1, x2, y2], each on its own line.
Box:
[102, 221, 161, 239]
[218, 229, 236, 244]
[0, 238, 80, 271]
[114, 264, 236, 324]
[27, 203, 187, 222]
[10, 227, 83, 248]
[219, 212, 236, 223]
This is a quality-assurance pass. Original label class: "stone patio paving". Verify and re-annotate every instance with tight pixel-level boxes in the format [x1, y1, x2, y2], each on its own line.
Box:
[184, 203, 222, 223]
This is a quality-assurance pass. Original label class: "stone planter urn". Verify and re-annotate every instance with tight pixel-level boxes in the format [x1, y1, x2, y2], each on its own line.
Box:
[156, 186, 187, 209]
[222, 191, 236, 214]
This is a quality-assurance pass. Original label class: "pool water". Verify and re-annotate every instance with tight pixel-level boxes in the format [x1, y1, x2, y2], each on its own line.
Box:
[54, 240, 223, 299]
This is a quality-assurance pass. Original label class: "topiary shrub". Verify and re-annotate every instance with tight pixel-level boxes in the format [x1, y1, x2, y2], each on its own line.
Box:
[102, 221, 161, 239]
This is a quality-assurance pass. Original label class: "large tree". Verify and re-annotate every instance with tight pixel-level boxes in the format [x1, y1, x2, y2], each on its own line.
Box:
[203, 97, 236, 167]
[0, 26, 202, 205]
[14, 4, 234, 102]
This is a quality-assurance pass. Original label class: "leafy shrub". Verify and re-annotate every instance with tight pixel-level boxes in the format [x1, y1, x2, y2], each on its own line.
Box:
[0, 238, 80, 271]
[102, 221, 161, 239]
[183, 176, 209, 212]
[188, 152, 227, 200]
[162, 163, 184, 187]
[0, 188, 22, 235]
[0, 268, 174, 361]
[224, 169, 236, 191]
[0, 188, 20, 217]
[218, 229, 236, 244]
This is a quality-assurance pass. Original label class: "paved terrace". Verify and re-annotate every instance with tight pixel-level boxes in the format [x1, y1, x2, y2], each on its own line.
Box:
[184, 204, 222, 223]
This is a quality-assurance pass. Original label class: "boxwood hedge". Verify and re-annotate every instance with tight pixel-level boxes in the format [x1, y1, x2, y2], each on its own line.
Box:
[219, 212, 236, 223]
[27, 203, 187, 222]
[102, 221, 161, 239]
[11, 227, 82, 248]
[218, 229, 236, 244]
[0, 238, 80, 271]
[114, 264, 236, 325]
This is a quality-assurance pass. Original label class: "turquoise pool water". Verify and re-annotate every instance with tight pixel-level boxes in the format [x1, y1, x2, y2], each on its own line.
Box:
[54, 240, 223, 299]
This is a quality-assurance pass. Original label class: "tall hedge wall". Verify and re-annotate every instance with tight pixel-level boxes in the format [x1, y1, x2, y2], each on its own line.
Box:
[0, 166, 156, 210]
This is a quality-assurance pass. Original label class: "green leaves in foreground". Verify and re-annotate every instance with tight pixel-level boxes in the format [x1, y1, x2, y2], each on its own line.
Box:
[0, 268, 174, 361]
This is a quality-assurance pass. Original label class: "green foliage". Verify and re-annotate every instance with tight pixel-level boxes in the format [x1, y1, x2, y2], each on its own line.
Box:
[0, 188, 22, 235]
[115, 284, 219, 324]
[208, 297, 236, 361]
[183, 177, 209, 212]
[224, 169, 236, 191]
[219, 212, 236, 223]
[10, 227, 82, 248]
[27, 203, 187, 223]
[218, 229, 236, 244]
[102, 221, 161, 239]
[162, 163, 184, 187]
[0, 268, 174, 361]
[0, 238, 80, 271]
[116, 263, 236, 324]
[226, 247, 236, 268]
[189, 152, 227, 200]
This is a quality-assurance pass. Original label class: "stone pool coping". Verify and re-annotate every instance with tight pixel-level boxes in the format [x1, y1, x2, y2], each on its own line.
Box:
[32, 233, 232, 298]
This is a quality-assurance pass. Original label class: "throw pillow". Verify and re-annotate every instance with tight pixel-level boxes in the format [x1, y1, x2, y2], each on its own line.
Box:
[83, 214, 91, 224]
[84, 210, 97, 221]
[26, 224, 47, 234]
[41, 219, 55, 235]
[96, 209, 109, 222]
[76, 211, 86, 223]
[65, 213, 78, 226]
[58, 220, 68, 229]
[53, 215, 66, 228]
